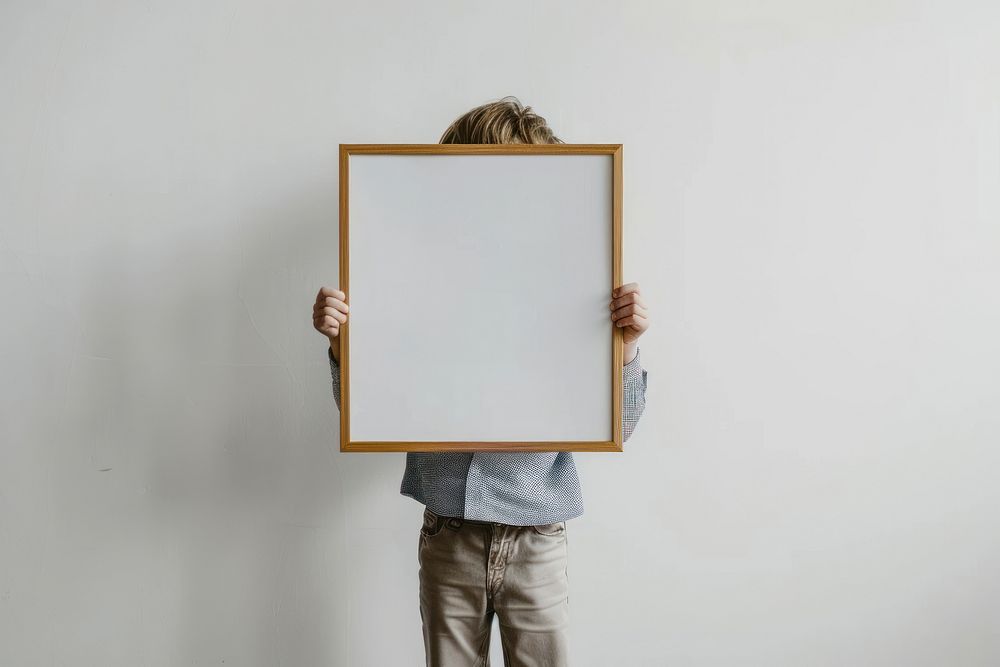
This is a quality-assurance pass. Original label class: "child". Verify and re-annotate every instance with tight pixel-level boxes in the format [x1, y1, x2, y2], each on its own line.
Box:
[312, 96, 649, 667]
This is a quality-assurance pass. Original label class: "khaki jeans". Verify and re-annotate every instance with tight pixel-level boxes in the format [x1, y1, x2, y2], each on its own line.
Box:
[417, 507, 570, 667]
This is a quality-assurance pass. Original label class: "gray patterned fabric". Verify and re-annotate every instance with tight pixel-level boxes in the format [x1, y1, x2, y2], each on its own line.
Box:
[328, 347, 647, 525]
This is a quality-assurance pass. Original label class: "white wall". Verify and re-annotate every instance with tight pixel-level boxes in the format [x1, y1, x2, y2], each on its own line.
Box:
[2, 1, 998, 665]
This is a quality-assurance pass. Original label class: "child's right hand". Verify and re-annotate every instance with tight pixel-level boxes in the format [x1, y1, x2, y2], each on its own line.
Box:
[313, 287, 349, 360]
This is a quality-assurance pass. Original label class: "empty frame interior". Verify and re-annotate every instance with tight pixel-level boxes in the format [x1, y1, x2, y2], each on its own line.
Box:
[340, 144, 622, 452]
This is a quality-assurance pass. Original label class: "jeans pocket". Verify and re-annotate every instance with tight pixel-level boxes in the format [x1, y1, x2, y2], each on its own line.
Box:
[420, 508, 446, 538]
[530, 521, 566, 536]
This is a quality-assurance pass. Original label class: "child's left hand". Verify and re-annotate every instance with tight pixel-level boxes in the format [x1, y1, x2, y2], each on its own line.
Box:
[610, 282, 649, 355]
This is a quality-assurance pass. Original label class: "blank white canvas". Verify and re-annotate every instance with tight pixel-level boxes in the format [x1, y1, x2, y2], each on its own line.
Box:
[348, 153, 614, 442]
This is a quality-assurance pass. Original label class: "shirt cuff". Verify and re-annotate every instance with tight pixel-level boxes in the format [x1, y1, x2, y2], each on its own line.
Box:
[623, 346, 643, 384]
[328, 345, 339, 367]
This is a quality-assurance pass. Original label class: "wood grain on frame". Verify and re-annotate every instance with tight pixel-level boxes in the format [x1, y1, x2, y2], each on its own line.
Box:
[339, 143, 624, 453]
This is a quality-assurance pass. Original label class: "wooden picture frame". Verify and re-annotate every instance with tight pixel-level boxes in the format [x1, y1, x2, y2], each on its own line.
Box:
[339, 143, 623, 452]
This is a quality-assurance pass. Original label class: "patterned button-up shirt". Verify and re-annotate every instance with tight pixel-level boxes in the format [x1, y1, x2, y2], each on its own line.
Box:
[328, 347, 648, 525]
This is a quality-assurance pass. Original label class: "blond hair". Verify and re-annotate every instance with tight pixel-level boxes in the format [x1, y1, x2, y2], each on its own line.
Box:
[439, 95, 563, 145]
